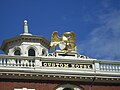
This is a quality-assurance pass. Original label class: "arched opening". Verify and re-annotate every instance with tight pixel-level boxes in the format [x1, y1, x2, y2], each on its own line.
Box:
[14, 50, 21, 55]
[28, 48, 35, 56]
[55, 84, 83, 90]
[63, 88, 73, 90]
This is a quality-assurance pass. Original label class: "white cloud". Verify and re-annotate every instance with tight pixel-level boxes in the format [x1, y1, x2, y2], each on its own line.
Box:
[79, 10, 120, 60]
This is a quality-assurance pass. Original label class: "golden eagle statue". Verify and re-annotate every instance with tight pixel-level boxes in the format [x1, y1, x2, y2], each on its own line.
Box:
[50, 31, 77, 53]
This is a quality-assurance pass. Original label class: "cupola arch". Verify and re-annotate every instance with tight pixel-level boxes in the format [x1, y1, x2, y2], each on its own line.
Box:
[26, 45, 38, 56]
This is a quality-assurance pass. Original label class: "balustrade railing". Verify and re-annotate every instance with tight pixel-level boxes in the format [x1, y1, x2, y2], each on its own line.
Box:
[99, 63, 120, 71]
[0, 55, 120, 74]
[0, 55, 35, 67]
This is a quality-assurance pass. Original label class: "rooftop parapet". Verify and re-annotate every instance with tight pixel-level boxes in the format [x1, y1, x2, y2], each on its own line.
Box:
[0, 55, 120, 84]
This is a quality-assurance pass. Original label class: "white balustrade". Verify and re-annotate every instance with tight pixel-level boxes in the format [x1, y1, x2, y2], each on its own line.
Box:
[99, 63, 120, 71]
[0, 55, 35, 67]
[0, 55, 120, 74]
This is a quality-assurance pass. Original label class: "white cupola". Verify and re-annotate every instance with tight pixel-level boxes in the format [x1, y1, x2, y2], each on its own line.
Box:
[0, 20, 50, 57]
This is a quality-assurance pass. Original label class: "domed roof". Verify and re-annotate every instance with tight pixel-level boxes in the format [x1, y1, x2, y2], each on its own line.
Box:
[0, 20, 50, 53]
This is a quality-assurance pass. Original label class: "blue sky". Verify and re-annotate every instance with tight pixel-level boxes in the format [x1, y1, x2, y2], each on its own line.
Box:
[0, 0, 120, 60]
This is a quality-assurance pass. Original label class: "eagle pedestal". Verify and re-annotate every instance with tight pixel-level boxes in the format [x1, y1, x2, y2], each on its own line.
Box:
[55, 50, 78, 58]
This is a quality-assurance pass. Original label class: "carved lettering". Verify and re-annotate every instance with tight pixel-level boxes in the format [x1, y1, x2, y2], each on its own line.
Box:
[43, 63, 47, 67]
[52, 63, 56, 67]
[56, 63, 59, 67]
[42, 62, 92, 69]
[59, 63, 63, 67]
[48, 63, 51, 67]
[64, 63, 69, 68]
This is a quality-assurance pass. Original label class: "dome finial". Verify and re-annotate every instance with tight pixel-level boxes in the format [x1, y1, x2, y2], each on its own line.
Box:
[24, 20, 28, 33]
[21, 19, 32, 35]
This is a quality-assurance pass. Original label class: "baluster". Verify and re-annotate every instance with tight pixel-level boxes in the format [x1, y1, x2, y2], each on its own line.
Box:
[110, 64, 113, 71]
[112, 65, 115, 71]
[102, 64, 104, 71]
[112, 65, 114, 71]
[101, 64, 104, 70]
[16, 59, 19, 66]
[27, 60, 29, 67]
[118, 64, 120, 71]
[112, 64, 114, 71]
[101, 64, 104, 71]
[26, 60, 28, 67]
[30, 60, 33, 67]
[108, 64, 110, 71]
[115, 65, 118, 71]
[112, 64, 115, 71]
[29, 60, 31, 67]
[117, 65, 119, 71]
[8, 59, 11, 66]
[13, 59, 16, 66]
[10, 59, 12, 66]
[4, 59, 6, 66]
[10, 59, 13, 66]
[0, 58, 4, 66]
[25, 60, 28, 67]
[23, 60, 26, 67]
[114, 65, 116, 71]
[24, 60, 26, 67]
[118, 65, 120, 71]
[0, 58, 2, 66]
[114, 65, 117, 71]
[15, 59, 17, 66]
[28, 60, 30, 67]
[109, 64, 112, 71]
[106, 64, 109, 71]
[100, 64, 103, 70]
[21, 60, 24, 67]
[7, 59, 10, 66]
[103, 64, 106, 71]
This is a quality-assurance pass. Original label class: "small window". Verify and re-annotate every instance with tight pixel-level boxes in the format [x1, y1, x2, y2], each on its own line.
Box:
[14, 50, 20, 55]
[28, 48, 35, 56]
[42, 49, 47, 56]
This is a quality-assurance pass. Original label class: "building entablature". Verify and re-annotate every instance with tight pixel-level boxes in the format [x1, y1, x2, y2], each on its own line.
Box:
[0, 55, 120, 84]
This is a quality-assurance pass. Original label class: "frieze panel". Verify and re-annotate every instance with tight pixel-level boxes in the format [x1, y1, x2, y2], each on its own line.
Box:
[42, 62, 92, 69]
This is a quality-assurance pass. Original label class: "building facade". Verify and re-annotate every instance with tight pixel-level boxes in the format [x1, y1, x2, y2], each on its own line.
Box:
[0, 20, 120, 90]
